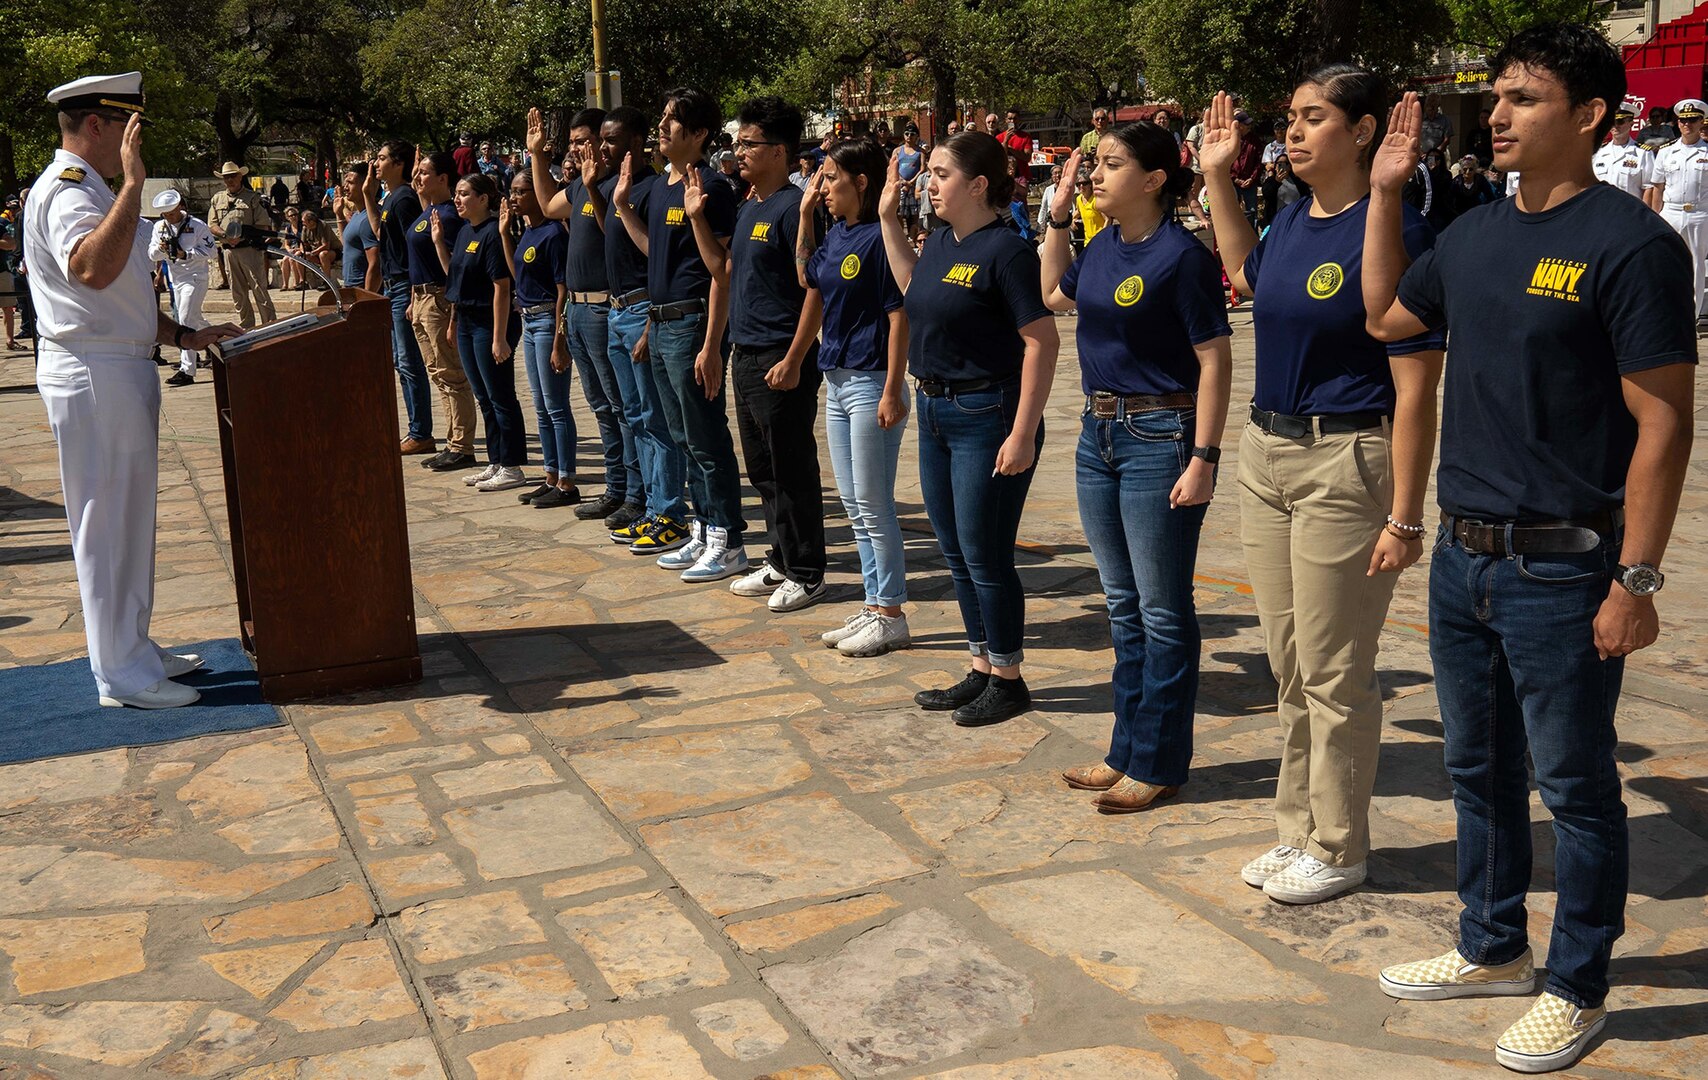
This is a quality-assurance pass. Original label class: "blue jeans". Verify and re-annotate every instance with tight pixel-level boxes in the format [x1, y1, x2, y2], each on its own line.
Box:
[565, 302, 639, 503]
[1077, 409, 1206, 787]
[520, 311, 573, 478]
[916, 378, 1042, 666]
[608, 303, 686, 520]
[387, 279, 431, 441]
[454, 306, 526, 467]
[648, 311, 744, 538]
[1429, 529, 1628, 1009]
[825, 368, 907, 605]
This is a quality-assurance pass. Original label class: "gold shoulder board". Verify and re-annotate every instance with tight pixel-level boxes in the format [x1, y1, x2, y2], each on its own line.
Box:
[59, 166, 86, 183]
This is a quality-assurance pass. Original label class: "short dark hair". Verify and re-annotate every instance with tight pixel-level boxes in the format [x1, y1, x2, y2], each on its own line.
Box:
[1491, 21, 1626, 142]
[381, 140, 416, 172]
[345, 161, 369, 181]
[57, 107, 129, 136]
[1296, 63, 1389, 165]
[662, 86, 721, 155]
[425, 151, 455, 181]
[937, 132, 1015, 209]
[826, 137, 887, 222]
[737, 95, 805, 157]
[457, 170, 500, 210]
[569, 108, 607, 136]
[604, 106, 648, 142]
[1106, 121, 1195, 204]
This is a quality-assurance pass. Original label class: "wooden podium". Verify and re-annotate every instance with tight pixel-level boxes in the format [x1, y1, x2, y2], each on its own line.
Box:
[210, 288, 421, 701]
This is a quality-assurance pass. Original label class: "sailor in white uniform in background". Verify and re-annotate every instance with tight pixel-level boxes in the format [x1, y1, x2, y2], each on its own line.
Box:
[25, 71, 241, 709]
[147, 189, 215, 386]
[1651, 97, 1708, 330]
[1591, 104, 1657, 206]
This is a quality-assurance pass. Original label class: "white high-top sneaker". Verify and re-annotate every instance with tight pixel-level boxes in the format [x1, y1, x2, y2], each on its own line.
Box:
[679, 525, 748, 583]
[656, 520, 705, 570]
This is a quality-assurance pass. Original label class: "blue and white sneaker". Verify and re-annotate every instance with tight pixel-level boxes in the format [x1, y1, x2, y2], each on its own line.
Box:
[656, 520, 706, 570]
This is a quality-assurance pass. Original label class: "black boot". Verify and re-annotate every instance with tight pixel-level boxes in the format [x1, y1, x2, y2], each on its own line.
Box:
[952, 674, 1031, 727]
[914, 670, 990, 711]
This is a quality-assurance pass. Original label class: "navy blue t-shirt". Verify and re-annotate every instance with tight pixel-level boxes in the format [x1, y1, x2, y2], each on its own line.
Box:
[563, 177, 610, 292]
[809, 220, 903, 372]
[639, 164, 737, 305]
[905, 220, 1051, 381]
[406, 201, 460, 288]
[377, 185, 422, 282]
[730, 184, 810, 349]
[1397, 182, 1697, 521]
[515, 221, 567, 308]
[446, 218, 510, 309]
[607, 169, 655, 296]
[1060, 219, 1230, 395]
[1244, 196, 1444, 415]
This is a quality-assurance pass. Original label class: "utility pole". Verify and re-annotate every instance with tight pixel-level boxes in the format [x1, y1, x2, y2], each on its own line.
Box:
[587, 0, 620, 109]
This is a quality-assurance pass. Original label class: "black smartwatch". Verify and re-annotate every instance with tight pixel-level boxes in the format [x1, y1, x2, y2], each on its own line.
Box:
[1614, 563, 1664, 596]
[172, 323, 188, 349]
[1191, 445, 1221, 464]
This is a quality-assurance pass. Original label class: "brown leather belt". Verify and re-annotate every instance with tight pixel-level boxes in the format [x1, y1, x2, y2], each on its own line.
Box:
[1442, 510, 1623, 557]
[410, 284, 445, 296]
[1087, 391, 1195, 419]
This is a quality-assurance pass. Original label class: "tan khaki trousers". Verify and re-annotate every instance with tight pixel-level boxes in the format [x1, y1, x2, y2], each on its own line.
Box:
[226, 248, 276, 328]
[409, 289, 477, 454]
[1238, 420, 1399, 867]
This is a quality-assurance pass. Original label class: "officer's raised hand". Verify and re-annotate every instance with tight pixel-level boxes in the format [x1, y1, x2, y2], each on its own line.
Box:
[120, 114, 146, 191]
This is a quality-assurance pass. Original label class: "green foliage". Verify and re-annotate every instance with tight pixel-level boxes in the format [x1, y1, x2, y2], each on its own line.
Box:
[1441, 0, 1605, 50]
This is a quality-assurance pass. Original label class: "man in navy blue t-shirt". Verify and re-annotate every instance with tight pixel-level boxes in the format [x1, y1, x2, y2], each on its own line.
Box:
[404, 150, 477, 472]
[1362, 25, 1696, 1073]
[360, 140, 434, 454]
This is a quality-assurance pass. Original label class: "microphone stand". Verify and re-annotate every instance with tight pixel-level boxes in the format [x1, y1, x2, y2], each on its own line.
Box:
[265, 246, 345, 314]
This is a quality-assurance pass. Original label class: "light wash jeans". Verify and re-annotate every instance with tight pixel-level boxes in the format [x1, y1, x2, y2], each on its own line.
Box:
[824, 368, 908, 606]
[520, 310, 573, 478]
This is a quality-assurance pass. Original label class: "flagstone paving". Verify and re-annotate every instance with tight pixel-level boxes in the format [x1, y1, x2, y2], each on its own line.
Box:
[1, 302, 1706, 1078]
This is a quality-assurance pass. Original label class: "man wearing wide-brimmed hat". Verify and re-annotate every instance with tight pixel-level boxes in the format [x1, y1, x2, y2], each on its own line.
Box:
[207, 159, 276, 327]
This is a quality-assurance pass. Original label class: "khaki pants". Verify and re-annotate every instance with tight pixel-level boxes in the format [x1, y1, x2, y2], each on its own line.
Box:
[409, 289, 476, 454]
[1238, 420, 1399, 866]
[226, 247, 275, 328]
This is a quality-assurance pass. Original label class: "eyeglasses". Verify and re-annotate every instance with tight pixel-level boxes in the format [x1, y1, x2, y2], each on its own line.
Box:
[735, 138, 784, 151]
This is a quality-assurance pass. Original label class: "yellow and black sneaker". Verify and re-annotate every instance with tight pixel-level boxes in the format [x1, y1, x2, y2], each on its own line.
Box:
[610, 514, 656, 546]
[629, 516, 690, 555]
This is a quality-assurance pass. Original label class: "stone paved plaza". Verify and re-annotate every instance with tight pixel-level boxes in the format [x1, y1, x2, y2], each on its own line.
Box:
[0, 290, 1704, 1079]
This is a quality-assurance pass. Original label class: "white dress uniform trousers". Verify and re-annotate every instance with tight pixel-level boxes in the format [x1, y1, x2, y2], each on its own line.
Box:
[1653, 139, 1708, 317]
[148, 217, 214, 376]
[24, 149, 169, 697]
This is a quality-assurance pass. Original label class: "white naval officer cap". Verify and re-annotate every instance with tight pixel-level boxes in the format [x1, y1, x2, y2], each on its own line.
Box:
[1674, 98, 1707, 120]
[47, 71, 147, 119]
[152, 189, 183, 211]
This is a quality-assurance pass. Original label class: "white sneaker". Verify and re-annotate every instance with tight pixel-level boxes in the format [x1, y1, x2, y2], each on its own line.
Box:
[99, 679, 201, 709]
[475, 465, 527, 491]
[463, 463, 500, 486]
[680, 526, 749, 583]
[160, 653, 204, 679]
[768, 578, 826, 612]
[821, 609, 877, 647]
[1240, 844, 1304, 887]
[1262, 853, 1366, 904]
[730, 563, 787, 597]
[657, 521, 706, 570]
[838, 611, 911, 656]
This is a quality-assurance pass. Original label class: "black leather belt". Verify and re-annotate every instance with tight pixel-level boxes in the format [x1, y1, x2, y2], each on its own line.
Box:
[1088, 391, 1195, 418]
[519, 301, 555, 315]
[410, 283, 445, 296]
[610, 288, 649, 309]
[917, 376, 1004, 398]
[568, 290, 609, 305]
[1442, 510, 1623, 556]
[1249, 404, 1388, 438]
[648, 298, 708, 322]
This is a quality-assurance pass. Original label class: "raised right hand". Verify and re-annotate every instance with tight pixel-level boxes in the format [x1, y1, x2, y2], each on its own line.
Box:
[525, 108, 548, 157]
[428, 207, 443, 241]
[612, 152, 633, 208]
[362, 156, 381, 203]
[1050, 149, 1081, 221]
[801, 167, 826, 215]
[1196, 92, 1240, 176]
[878, 152, 902, 219]
[120, 114, 146, 188]
[1372, 92, 1423, 197]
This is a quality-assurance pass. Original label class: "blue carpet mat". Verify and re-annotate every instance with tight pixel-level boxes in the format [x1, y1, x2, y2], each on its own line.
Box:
[0, 637, 283, 765]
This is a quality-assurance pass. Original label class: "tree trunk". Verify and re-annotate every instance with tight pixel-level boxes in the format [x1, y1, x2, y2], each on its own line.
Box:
[928, 58, 957, 141]
[315, 129, 337, 187]
[213, 91, 260, 167]
[1302, 0, 1363, 76]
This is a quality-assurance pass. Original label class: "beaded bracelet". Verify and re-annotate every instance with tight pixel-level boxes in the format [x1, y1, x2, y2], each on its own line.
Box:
[1385, 515, 1427, 540]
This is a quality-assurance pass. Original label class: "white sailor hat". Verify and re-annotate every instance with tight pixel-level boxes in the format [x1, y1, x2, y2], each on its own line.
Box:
[152, 189, 183, 212]
[1674, 98, 1707, 120]
[46, 72, 146, 118]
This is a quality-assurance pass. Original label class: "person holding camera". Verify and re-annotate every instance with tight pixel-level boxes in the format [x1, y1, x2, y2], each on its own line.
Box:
[146, 189, 215, 386]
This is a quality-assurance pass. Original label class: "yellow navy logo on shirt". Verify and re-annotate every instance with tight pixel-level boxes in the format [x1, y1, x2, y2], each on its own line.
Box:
[941, 262, 980, 287]
[1306, 262, 1344, 300]
[414, 220, 428, 233]
[665, 206, 686, 226]
[523, 245, 537, 264]
[1113, 274, 1145, 307]
[580, 201, 596, 217]
[465, 240, 480, 253]
[840, 253, 861, 280]
[750, 222, 773, 242]
[1527, 257, 1587, 303]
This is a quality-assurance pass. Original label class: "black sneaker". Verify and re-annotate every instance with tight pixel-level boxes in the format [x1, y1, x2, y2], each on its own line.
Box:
[914, 670, 990, 711]
[428, 452, 478, 472]
[164, 370, 195, 387]
[531, 486, 582, 508]
[574, 492, 626, 521]
[952, 675, 1031, 727]
[604, 501, 645, 530]
[518, 482, 554, 504]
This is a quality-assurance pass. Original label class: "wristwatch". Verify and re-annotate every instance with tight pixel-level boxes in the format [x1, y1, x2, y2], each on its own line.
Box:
[1615, 562, 1665, 596]
[1191, 446, 1221, 464]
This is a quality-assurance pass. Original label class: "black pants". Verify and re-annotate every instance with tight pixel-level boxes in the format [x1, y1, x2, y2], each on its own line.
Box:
[732, 343, 826, 584]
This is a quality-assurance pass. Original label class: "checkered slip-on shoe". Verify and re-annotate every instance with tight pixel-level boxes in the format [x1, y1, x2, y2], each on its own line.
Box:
[1379, 947, 1538, 1001]
[1240, 844, 1303, 888]
[1495, 992, 1606, 1073]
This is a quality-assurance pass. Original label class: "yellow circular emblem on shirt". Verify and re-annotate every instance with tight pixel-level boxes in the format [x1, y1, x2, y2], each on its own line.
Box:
[840, 253, 861, 280]
[1306, 262, 1344, 300]
[523, 246, 537, 264]
[414, 220, 427, 233]
[1113, 274, 1145, 307]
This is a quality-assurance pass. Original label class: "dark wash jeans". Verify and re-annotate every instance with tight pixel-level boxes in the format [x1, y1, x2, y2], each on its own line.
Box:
[732, 343, 826, 584]
[647, 310, 745, 539]
[1429, 527, 1628, 1008]
[915, 377, 1043, 667]
[1077, 408, 1207, 787]
[454, 306, 526, 467]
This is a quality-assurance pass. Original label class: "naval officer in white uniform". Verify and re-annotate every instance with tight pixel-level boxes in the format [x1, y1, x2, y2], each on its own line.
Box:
[25, 72, 241, 708]
[1591, 104, 1656, 206]
[146, 188, 216, 386]
[1651, 97, 1708, 328]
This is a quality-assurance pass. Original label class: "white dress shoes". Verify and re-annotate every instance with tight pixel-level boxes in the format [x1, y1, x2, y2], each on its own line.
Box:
[160, 653, 204, 679]
[99, 679, 202, 709]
